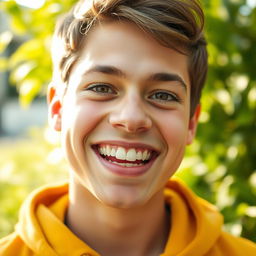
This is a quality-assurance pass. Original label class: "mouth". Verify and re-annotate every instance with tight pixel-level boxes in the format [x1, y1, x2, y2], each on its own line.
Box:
[92, 142, 159, 176]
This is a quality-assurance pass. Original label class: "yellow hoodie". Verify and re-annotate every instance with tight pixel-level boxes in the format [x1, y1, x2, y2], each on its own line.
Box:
[0, 179, 256, 256]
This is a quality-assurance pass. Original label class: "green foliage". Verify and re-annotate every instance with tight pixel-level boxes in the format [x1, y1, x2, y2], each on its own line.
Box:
[0, 0, 255, 242]
[177, 0, 256, 241]
[0, 128, 68, 237]
[0, 0, 76, 106]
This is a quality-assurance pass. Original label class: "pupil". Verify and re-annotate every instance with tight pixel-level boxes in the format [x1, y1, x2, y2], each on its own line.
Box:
[157, 93, 167, 100]
[99, 86, 107, 92]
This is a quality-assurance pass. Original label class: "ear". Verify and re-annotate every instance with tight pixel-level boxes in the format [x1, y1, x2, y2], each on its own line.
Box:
[186, 104, 201, 145]
[47, 84, 62, 131]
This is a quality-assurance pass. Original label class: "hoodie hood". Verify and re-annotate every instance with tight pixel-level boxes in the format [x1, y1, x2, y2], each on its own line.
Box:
[15, 182, 100, 256]
[14, 179, 223, 256]
[161, 179, 223, 256]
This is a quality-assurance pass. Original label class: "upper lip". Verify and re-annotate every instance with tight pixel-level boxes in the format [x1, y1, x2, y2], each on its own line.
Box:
[91, 140, 160, 153]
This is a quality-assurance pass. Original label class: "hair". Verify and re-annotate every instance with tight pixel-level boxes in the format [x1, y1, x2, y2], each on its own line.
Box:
[51, 0, 208, 116]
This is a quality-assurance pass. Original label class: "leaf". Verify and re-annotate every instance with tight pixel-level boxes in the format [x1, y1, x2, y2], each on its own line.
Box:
[0, 57, 8, 71]
[9, 39, 45, 68]
[18, 78, 41, 107]
[0, 31, 13, 54]
[10, 61, 36, 84]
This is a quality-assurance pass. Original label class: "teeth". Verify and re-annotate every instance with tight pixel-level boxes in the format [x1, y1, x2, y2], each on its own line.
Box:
[100, 147, 105, 155]
[142, 150, 148, 161]
[98, 145, 152, 162]
[110, 148, 116, 157]
[136, 151, 142, 160]
[110, 160, 144, 167]
[106, 145, 111, 156]
[116, 147, 126, 160]
[112, 161, 126, 166]
[126, 163, 137, 167]
[126, 149, 136, 161]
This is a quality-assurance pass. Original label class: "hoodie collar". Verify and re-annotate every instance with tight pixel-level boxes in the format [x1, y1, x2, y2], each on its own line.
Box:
[162, 179, 223, 256]
[16, 182, 99, 256]
[16, 179, 223, 256]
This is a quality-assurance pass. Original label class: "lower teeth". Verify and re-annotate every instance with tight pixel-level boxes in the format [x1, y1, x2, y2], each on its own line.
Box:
[108, 160, 143, 167]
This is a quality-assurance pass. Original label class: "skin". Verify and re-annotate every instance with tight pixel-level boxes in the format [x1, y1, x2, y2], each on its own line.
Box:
[48, 21, 200, 256]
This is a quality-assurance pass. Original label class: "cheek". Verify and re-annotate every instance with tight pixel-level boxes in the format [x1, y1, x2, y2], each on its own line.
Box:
[60, 100, 109, 173]
[61, 100, 107, 139]
[156, 111, 189, 147]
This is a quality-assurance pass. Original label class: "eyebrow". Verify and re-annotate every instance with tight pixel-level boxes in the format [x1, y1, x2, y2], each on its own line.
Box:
[83, 65, 125, 78]
[149, 72, 187, 92]
[83, 65, 187, 92]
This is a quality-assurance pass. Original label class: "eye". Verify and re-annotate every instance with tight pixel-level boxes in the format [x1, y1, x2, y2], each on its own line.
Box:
[149, 91, 180, 103]
[86, 83, 117, 95]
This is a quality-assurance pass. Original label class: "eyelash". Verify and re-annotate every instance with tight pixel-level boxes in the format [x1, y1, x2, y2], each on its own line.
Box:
[85, 83, 117, 95]
[148, 91, 181, 103]
[85, 84, 181, 105]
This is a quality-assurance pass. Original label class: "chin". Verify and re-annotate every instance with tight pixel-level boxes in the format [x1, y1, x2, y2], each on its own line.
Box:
[95, 187, 149, 209]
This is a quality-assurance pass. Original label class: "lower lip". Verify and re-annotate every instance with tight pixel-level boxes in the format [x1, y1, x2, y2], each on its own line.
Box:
[94, 149, 156, 177]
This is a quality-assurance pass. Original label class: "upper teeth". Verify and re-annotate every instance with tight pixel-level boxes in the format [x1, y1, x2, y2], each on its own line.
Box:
[98, 145, 151, 161]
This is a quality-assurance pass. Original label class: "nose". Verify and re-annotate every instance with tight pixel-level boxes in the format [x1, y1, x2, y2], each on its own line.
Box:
[109, 95, 152, 133]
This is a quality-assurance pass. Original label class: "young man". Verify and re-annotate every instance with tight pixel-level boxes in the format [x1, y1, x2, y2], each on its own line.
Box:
[1, 0, 256, 255]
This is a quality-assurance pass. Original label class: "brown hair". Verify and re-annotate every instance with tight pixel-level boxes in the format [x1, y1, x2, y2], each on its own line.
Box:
[51, 0, 207, 116]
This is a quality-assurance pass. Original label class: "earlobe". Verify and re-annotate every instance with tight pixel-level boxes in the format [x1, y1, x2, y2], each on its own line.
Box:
[47, 84, 62, 131]
[47, 85, 56, 104]
[49, 99, 62, 131]
[187, 104, 201, 145]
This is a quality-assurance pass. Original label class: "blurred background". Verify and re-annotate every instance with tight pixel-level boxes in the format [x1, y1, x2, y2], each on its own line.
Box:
[0, 0, 255, 242]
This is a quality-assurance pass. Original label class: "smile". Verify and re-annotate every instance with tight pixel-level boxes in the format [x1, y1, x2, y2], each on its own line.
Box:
[99, 144, 152, 165]
[92, 142, 159, 172]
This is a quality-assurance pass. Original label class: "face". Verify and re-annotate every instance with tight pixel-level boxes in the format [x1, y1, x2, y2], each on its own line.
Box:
[49, 21, 200, 208]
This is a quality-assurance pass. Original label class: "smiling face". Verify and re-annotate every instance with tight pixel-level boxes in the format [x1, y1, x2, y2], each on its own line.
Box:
[49, 21, 200, 208]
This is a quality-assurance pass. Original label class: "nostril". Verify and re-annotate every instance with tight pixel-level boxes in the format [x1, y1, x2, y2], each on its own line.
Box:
[136, 126, 149, 133]
[111, 120, 152, 133]
[109, 109, 152, 133]
[112, 123, 126, 129]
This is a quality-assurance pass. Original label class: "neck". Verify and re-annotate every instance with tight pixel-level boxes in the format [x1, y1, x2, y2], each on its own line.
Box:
[65, 177, 170, 256]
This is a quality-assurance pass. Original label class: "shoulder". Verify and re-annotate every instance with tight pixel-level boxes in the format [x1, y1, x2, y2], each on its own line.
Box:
[0, 232, 33, 256]
[202, 228, 256, 256]
[0, 182, 69, 256]
[164, 179, 256, 256]
[214, 231, 256, 255]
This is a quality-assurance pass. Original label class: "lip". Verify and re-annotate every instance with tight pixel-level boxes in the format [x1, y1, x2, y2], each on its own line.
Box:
[91, 141, 159, 177]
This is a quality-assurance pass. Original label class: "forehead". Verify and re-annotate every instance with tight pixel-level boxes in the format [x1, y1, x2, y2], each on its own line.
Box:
[71, 21, 190, 86]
